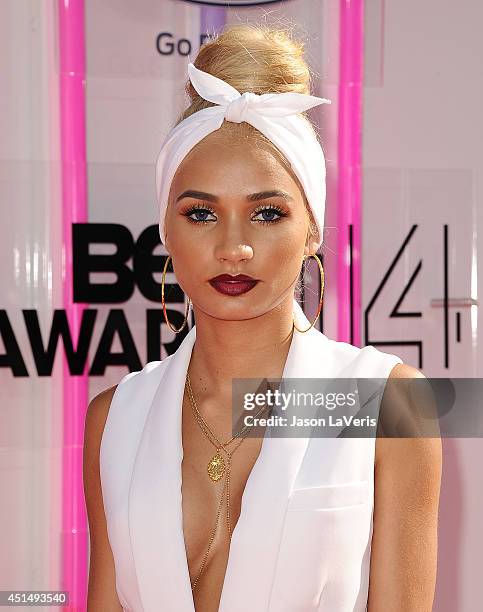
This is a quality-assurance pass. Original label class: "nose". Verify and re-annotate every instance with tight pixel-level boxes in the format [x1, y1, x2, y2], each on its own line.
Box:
[215, 242, 254, 263]
[213, 211, 255, 264]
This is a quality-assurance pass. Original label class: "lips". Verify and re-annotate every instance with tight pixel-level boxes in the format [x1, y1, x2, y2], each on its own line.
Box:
[209, 274, 259, 296]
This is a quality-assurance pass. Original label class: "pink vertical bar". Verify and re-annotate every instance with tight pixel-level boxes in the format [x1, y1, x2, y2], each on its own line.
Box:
[58, 1, 88, 610]
[337, 0, 364, 345]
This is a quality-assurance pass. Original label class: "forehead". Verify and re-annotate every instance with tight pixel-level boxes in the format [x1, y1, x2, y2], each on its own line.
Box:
[170, 129, 304, 199]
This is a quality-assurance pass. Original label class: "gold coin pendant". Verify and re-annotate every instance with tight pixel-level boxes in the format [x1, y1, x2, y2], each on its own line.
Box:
[207, 450, 226, 482]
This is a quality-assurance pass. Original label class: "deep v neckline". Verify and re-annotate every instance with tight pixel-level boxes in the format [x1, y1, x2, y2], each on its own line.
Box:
[127, 299, 326, 612]
[178, 384, 274, 612]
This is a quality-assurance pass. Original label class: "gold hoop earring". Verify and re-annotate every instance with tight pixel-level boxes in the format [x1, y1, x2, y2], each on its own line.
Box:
[293, 254, 325, 333]
[161, 255, 191, 333]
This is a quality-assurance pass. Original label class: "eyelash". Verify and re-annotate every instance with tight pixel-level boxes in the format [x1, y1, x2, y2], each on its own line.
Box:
[181, 203, 289, 226]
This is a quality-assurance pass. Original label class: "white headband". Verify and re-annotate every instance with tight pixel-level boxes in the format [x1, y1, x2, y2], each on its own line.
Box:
[155, 62, 331, 249]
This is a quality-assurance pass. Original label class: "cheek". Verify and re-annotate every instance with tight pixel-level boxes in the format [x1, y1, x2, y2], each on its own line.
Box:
[272, 221, 306, 255]
[258, 236, 303, 285]
[169, 241, 211, 293]
[173, 246, 204, 270]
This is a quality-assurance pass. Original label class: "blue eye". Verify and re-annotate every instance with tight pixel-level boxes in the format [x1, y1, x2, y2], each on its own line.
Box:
[181, 203, 289, 225]
[253, 205, 288, 225]
[183, 206, 216, 224]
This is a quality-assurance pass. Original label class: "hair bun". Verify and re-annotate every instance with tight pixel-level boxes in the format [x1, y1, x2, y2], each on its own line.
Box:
[183, 24, 313, 118]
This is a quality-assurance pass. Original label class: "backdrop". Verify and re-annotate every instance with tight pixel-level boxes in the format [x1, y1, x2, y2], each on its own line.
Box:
[0, 1, 481, 611]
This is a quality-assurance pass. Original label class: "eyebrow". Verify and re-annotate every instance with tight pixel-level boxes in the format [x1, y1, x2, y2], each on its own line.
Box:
[175, 189, 295, 204]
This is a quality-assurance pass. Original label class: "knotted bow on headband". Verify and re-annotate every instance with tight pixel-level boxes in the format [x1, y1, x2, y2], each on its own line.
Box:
[155, 62, 331, 249]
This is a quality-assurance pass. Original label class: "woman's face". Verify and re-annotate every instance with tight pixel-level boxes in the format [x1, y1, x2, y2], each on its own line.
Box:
[163, 132, 318, 322]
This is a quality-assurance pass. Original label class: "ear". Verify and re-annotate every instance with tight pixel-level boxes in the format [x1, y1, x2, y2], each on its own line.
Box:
[304, 234, 320, 258]
[162, 227, 171, 255]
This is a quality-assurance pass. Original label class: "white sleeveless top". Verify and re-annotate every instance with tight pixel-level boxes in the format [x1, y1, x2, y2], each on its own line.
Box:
[100, 300, 402, 612]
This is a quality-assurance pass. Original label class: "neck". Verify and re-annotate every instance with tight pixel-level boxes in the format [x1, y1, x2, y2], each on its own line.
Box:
[187, 295, 295, 398]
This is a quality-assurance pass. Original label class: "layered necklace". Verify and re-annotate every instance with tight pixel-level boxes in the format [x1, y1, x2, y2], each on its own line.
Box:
[184, 371, 270, 591]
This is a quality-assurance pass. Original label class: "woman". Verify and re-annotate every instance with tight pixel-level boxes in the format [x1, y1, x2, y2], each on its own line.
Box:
[83, 24, 442, 612]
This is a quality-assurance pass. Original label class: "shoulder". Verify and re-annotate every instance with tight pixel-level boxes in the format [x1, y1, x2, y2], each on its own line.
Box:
[84, 386, 119, 467]
[388, 361, 425, 380]
[375, 362, 442, 495]
[85, 386, 118, 440]
[382, 362, 437, 437]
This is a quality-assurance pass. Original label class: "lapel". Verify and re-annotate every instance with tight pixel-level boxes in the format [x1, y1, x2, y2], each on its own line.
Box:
[128, 300, 331, 612]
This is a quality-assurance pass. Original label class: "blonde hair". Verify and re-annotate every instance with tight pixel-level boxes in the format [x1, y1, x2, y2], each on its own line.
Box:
[174, 23, 321, 244]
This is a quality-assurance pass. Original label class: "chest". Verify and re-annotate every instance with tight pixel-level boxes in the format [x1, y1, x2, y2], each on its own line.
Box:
[180, 391, 266, 606]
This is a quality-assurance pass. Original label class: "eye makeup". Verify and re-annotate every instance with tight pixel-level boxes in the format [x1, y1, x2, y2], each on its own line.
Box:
[180, 202, 289, 226]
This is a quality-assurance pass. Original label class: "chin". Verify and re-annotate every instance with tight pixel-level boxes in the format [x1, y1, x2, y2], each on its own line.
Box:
[195, 296, 266, 322]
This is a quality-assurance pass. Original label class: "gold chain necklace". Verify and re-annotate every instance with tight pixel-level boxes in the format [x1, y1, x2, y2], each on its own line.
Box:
[184, 371, 270, 591]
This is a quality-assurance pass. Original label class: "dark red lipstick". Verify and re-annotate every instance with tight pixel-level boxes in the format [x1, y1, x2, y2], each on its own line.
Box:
[209, 273, 259, 296]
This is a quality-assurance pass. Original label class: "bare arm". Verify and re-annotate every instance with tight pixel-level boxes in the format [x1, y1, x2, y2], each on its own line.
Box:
[368, 363, 442, 611]
[83, 385, 123, 611]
